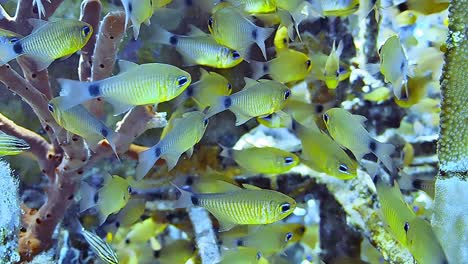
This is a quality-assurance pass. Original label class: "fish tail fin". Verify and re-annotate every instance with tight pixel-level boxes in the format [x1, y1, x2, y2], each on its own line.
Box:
[152, 26, 174, 45]
[205, 96, 230, 119]
[170, 182, 195, 209]
[372, 140, 395, 173]
[250, 60, 268, 80]
[57, 78, 96, 110]
[335, 40, 344, 57]
[253, 26, 274, 60]
[161, 151, 181, 171]
[79, 181, 97, 213]
[132, 20, 141, 40]
[105, 129, 120, 161]
[218, 144, 233, 159]
[135, 145, 159, 181]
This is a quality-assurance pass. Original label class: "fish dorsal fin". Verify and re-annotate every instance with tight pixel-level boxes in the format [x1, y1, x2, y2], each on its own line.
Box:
[242, 184, 262, 190]
[188, 25, 207, 36]
[213, 180, 242, 192]
[28, 18, 48, 33]
[199, 68, 210, 78]
[118, 60, 139, 73]
[243, 77, 258, 89]
[352, 114, 367, 125]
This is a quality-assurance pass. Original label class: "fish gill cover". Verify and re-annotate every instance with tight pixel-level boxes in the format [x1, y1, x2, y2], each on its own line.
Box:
[0, 0, 465, 264]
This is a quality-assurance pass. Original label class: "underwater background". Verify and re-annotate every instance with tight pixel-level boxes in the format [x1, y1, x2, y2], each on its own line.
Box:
[0, 0, 466, 263]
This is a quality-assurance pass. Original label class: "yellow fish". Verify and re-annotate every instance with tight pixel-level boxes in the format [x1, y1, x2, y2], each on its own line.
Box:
[405, 217, 448, 264]
[181, 68, 232, 109]
[124, 217, 167, 244]
[323, 108, 395, 172]
[220, 246, 268, 264]
[136, 111, 208, 180]
[379, 35, 409, 100]
[296, 123, 358, 180]
[55, 60, 191, 115]
[322, 40, 345, 89]
[121, 0, 155, 39]
[156, 240, 196, 264]
[80, 175, 132, 225]
[250, 49, 312, 83]
[395, 10, 419, 27]
[173, 182, 296, 231]
[152, 25, 243, 68]
[220, 145, 299, 174]
[274, 25, 289, 52]
[0, 19, 92, 70]
[208, 2, 274, 59]
[0, 131, 29, 156]
[48, 98, 118, 154]
[319, 0, 360, 17]
[363, 87, 391, 103]
[206, 78, 291, 125]
[375, 180, 415, 246]
[398, 0, 448, 15]
[222, 0, 276, 14]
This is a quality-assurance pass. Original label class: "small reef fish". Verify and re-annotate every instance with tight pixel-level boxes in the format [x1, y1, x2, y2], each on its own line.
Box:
[323, 108, 395, 172]
[180, 69, 232, 109]
[136, 111, 208, 180]
[172, 182, 296, 231]
[222, 0, 277, 14]
[48, 98, 118, 155]
[156, 240, 196, 264]
[208, 2, 274, 59]
[273, 25, 289, 52]
[379, 35, 409, 100]
[112, 199, 146, 229]
[295, 123, 358, 180]
[152, 25, 243, 68]
[206, 78, 291, 126]
[250, 48, 312, 83]
[412, 178, 435, 199]
[220, 145, 299, 174]
[0, 131, 30, 156]
[397, 0, 448, 15]
[220, 246, 268, 264]
[124, 217, 167, 244]
[375, 180, 415, 246]
[319, 0, 360, 17]
[363, 87, 391, 103]
[322, 40, 344, 89]
[0, 19, 92, 71]
[405, 216, 448, 264]
[80, 175, 132, 225]
[81, 227, 119, 264]
[121, 0, 155, 39]
[55, 60, 191, 115]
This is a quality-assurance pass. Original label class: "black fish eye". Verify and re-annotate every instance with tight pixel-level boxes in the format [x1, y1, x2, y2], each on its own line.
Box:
[335, 70, 340, 77]
[208, 17, 213, 28]
[284, 90, 291, 100]
[339, 164, 348, 173]
[203, 119, 209, 126]
[404, 222, 410, 233]
[256, 252, 262, 260]
[9, 37, 19, 43]
[177, 76, 188, 87]
[280, 203, 291, 213]
[285, 232, 293, 242]
[284, 157, 294, 165]
[128, 186, 132, 194]
[48, 103, 54, 112]
[227, 83, 232, 90]
[323, 113, 329, 123]
[232, 51, 240, 59]
[306, 59, 311, 68]
[263, 114, 272, 121]
[81, 25, 91, 36]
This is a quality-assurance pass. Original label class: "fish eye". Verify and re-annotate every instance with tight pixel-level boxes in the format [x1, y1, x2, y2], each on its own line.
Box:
[208, 17, 213, 28]
[335, 70, 340, 77]
[323, 113, 329, 123]
[284, 157, 295, 165]
[306, 59, 311, 68]
[128, 186, 132, 194]
[9, 37, 19, 43]
[81, 25, 91, 37]
[285, 232, 293, 242]
[338, 164, 349, 173]
[232, 51, 240, 59]
[280, 203, 291, 213]
[47, 103, 54, 112]
[282, 38, 287, 44]
[256, 252, 262, 260]
[284, 89, 291, 100]
[227, 83, 232, 90]
[203, 119, 209, 127]
[404, 222, 410, 233]
[263, 114, 272, 121]
[177, 76, 188, 87]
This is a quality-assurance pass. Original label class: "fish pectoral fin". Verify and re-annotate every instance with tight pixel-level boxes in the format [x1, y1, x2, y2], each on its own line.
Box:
[217, 218, 237, 232]
[26, 54, 54, 71]
[106, 98, 134, 116]
[232, 110, 252, 126]
[118, 59, 139, 72]
[162, 152, 182, 171]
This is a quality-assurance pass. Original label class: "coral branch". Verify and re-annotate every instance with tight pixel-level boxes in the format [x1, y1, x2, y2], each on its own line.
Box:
[188, 207, 221, 264]
[78, 0, 102, 82]
[0, 113, 57, 179]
